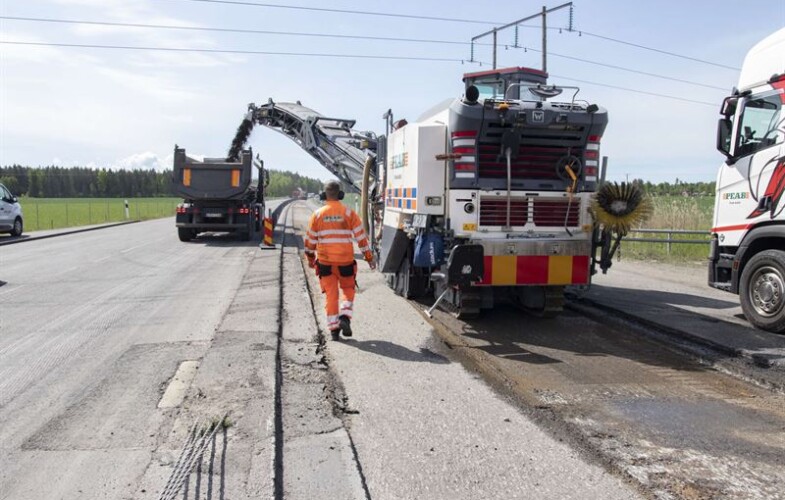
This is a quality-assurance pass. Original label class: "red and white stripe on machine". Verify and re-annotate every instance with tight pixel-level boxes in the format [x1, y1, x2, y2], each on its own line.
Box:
[584, 135, 601, 182]
[451, 130, 478, 179]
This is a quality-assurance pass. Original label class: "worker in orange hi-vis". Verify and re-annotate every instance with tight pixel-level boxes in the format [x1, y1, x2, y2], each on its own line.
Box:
[304, 181, 376, 340]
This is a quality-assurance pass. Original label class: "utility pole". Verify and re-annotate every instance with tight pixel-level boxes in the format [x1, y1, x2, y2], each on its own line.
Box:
[542, 6, 548, 72]
[470, 2, 573, 71]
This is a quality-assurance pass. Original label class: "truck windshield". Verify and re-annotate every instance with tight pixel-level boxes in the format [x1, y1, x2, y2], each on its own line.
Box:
[475, 81, 504, 100]
[474, 80, 544, 101]
[736, 91, 783, 157]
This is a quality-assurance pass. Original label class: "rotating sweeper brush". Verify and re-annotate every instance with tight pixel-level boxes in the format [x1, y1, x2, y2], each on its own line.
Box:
[591, 182, 653, 274]
[592, 182, 653, 236]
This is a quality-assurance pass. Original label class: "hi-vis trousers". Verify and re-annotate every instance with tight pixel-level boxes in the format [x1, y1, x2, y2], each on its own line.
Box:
[317, 261, 357, 331]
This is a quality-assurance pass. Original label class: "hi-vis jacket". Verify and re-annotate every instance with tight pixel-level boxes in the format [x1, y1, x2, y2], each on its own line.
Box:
[305, 200, 372, 265]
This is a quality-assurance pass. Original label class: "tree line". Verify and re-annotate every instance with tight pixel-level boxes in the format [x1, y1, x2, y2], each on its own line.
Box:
[0, 164, 327, 199]
[1, 164, 717, 199]
[0, 165, 174, 198]
[631, 179, 716, 197]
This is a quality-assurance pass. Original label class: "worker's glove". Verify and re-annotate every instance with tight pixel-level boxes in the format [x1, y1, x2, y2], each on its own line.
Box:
[368, 259, 377, 271]
[306, 253, 316, 269]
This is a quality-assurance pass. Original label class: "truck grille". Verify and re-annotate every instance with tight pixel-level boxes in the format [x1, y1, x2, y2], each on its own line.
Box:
[479, 197, 581, 227]
[479, 198, 528, 226]
[532, 198, 580, 227]
[477, 144, 582, 180]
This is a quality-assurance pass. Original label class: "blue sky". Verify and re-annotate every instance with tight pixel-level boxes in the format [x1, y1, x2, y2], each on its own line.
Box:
[1, 0, 784, 183]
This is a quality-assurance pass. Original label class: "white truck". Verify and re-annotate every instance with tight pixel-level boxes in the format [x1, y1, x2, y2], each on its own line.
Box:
[710, 27, 785, 332]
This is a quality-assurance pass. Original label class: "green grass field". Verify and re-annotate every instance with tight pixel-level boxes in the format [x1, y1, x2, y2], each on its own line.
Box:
[19, 197, 181, 232]
[620, 195, 714, 262]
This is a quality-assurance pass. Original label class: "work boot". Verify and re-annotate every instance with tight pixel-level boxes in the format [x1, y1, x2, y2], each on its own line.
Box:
[339, 315, 352, 337]
[330, 329, 341, 341]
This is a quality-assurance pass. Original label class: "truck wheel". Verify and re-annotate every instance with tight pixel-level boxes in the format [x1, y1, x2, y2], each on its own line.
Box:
[178, 228, 193, 242]
[739, 249, 785, 333]
[10, 217, 23, 237]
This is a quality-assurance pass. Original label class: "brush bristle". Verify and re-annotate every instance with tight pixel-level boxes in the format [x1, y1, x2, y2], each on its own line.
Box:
[592, 182, 653, 235]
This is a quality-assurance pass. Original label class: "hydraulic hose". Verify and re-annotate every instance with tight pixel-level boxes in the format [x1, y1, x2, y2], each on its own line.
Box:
[360, 154, 374, 237]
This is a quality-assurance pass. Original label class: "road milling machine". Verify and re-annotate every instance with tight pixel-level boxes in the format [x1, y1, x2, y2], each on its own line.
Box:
[228, 67, 649, 317]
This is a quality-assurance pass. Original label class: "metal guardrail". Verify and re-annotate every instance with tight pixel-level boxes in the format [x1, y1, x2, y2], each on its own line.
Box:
[624, 228, 711, 255]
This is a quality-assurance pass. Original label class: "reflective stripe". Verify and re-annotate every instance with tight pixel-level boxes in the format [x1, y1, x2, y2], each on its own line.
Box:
[304, 249, 315, 255]
[452, 138, 475, 147]
[586, 143, 600, 150]
[358, 246, 370, 252]
[319, 237, 354, 244]
[352, 225, 365, 234]
[315, 229, 353, 237]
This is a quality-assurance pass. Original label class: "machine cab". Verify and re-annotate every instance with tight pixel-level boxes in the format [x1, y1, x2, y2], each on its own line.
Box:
[462, 66, 548, 102]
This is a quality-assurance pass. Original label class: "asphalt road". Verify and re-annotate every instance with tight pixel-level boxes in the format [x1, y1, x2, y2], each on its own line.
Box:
[3, 204, 783, 499]
[0, 216, 276, 499]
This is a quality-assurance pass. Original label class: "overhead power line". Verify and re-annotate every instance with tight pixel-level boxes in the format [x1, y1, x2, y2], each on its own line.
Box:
[163, 0, 497, 25]
[167, 0, 740, 70]
[550, 74, 716, 107]
[577, 31, 740, 71]
[0, 16, 727, 91]
[1, 39, 719, 106]
[0, 40, 477, 63]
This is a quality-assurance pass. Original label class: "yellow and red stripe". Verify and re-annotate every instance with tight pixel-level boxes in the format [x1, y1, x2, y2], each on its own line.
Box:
[477, 255, 590, 286]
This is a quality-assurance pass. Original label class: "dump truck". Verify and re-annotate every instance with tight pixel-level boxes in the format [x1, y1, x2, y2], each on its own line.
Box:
[710, 27, 785, 332]
[224, 69, 645, 317]
[173, 146, 265, 242]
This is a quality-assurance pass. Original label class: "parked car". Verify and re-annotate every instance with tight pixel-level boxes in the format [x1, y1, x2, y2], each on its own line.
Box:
[0, 183, 23, 237]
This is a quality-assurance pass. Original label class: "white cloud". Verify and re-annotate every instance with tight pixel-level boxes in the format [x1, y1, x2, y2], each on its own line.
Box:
[112, 151, 172, 171]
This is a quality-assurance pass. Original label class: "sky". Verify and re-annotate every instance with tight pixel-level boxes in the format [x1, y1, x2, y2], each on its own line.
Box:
[1, 0, 784, 184]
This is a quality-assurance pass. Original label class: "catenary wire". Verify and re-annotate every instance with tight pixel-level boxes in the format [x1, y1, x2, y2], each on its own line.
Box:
[0, 16, 728, 91]
[165, 0, 740, 70]
[0, 40, 476, 63]
[0, 39, 721, 106]
[550, 74, 717, 106]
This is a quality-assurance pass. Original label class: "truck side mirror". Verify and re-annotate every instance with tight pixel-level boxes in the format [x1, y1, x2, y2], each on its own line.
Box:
[716, 118, 733, 159]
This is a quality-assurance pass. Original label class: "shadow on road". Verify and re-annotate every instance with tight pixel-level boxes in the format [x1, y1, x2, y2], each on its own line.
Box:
[452, 304, 711, 373]
[340, 339, 450, 364]
[185, 232, 263, 248]
[589, 284, 739, 310]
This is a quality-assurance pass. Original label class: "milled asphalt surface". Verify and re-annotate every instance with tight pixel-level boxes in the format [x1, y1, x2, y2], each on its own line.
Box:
[584, 260, 785, 372]
[294, 204, 641, 500]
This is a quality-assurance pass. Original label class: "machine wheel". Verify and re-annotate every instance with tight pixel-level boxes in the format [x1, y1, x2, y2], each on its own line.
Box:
[456, 287, 481, 319]
[514, 286, 565, 318]
[178, 227, 194, 242]
[10, 217, 23, 237]
[739, 250, 785, 333]
[394, 256, 427, 299]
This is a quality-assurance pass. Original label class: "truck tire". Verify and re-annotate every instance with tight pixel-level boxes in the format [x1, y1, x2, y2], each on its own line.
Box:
[739, 249, 785, 333]
[178, 228, 194, 242]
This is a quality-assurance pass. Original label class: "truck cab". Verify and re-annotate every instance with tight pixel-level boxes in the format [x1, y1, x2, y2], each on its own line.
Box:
[710, 27, 785, 332]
